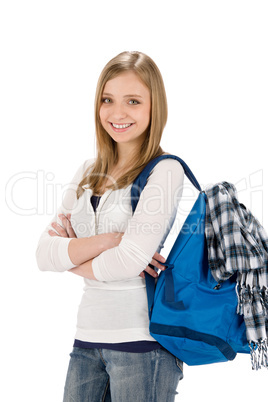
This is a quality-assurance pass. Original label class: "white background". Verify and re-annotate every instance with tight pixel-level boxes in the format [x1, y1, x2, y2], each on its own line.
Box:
[1, 1, 267, 401]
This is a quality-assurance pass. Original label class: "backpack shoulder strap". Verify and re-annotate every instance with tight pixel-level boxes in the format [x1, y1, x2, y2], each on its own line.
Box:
[131, 154, 201, 213]
[131, 154, 201, 318]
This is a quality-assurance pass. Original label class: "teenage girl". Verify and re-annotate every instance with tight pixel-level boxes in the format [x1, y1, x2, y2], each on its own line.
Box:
[36, 51, 184, 401]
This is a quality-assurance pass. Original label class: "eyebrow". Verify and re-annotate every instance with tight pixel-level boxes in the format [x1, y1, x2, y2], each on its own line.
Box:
[102, 92, 143, 98]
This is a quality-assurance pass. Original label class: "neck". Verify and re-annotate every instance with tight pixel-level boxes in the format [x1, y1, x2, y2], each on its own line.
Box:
[116, 142, 141, 168]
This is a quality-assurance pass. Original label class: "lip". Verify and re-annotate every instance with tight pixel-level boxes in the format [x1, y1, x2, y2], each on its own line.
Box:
[109, 122, 134, 133]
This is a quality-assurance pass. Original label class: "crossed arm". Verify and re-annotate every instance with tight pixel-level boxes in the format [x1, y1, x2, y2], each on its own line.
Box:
[48, 213, 167, 280]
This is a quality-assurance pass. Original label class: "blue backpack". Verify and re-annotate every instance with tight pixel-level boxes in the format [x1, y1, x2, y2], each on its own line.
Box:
[131, 154, 250, 366]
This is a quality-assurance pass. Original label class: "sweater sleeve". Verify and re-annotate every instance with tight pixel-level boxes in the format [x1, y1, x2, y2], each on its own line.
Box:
[35, 159, 92, 272]
[92, 158, 184, 281]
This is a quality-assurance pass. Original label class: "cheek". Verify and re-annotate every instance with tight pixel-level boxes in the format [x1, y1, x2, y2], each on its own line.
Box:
[141, 106, 151, 128]
[99, 106, 107, 125]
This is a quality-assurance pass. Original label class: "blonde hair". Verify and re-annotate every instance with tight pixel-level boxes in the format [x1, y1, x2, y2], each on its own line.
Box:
[77, 51, 168, 198]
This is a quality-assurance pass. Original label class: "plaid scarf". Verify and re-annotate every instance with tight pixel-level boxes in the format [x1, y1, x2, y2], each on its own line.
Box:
[205, 182, 268, 370]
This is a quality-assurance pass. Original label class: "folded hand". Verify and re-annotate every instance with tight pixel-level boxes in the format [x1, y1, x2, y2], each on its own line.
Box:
[48, 214, 77, 238]
[140, 251, 166, 279]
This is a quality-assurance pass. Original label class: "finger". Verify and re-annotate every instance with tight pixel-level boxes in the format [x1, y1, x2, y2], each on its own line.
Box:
[144, 266, 158, 278]
[58, 214, 77, 238]
[114, 232, 124, 239]
[152, 251, 166, 263]
[50, 222, 68, 237]
[64, 214, 75, 234]
[150, 259, 166, 271]
[139, 272, 145, 279]
[114, 232, 121, 239]
[48, 229, 59, 237]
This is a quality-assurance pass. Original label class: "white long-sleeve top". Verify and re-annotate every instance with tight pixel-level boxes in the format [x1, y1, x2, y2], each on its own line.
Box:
[36, 157, 184, 343]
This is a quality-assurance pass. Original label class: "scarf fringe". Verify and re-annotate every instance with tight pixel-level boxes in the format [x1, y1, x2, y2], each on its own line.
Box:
[236, 285, 268, 315]
[236, 284, 268, 369]
[249, 340, 268, 370]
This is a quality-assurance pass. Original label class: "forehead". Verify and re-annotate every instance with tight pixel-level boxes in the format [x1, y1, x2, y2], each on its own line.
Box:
[103, 71, 150, 97]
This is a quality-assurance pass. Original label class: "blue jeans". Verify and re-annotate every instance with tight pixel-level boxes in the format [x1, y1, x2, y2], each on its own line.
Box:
[63, 347, 183, 401]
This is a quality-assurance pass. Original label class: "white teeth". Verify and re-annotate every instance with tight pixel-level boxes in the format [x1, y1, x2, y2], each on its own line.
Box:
[112, 123, 132, 129]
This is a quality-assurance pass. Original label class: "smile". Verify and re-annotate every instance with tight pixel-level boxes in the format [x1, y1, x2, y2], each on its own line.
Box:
[111, 123, 133, 129]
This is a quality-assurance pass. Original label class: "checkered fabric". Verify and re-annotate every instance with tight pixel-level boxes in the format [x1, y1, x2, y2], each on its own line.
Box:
[205, 182, 268, 370]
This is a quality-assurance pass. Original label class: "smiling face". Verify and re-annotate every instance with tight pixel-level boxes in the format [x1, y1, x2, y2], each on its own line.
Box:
[99, 71, 151, 150]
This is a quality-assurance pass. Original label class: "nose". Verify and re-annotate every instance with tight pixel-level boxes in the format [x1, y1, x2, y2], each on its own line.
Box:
[111, 103, 128, 121]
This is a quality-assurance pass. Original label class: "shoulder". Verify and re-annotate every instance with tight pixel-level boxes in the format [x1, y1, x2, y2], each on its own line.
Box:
[80, 157, 96, 175]
[70, 157, 96, 183]
[83, 157, 96, 172]
[150, 154, 184, 177]
[143, 154, 184, 192]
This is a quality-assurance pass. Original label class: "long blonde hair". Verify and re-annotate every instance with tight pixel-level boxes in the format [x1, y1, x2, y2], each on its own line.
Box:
[77, 51, 168, 198]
